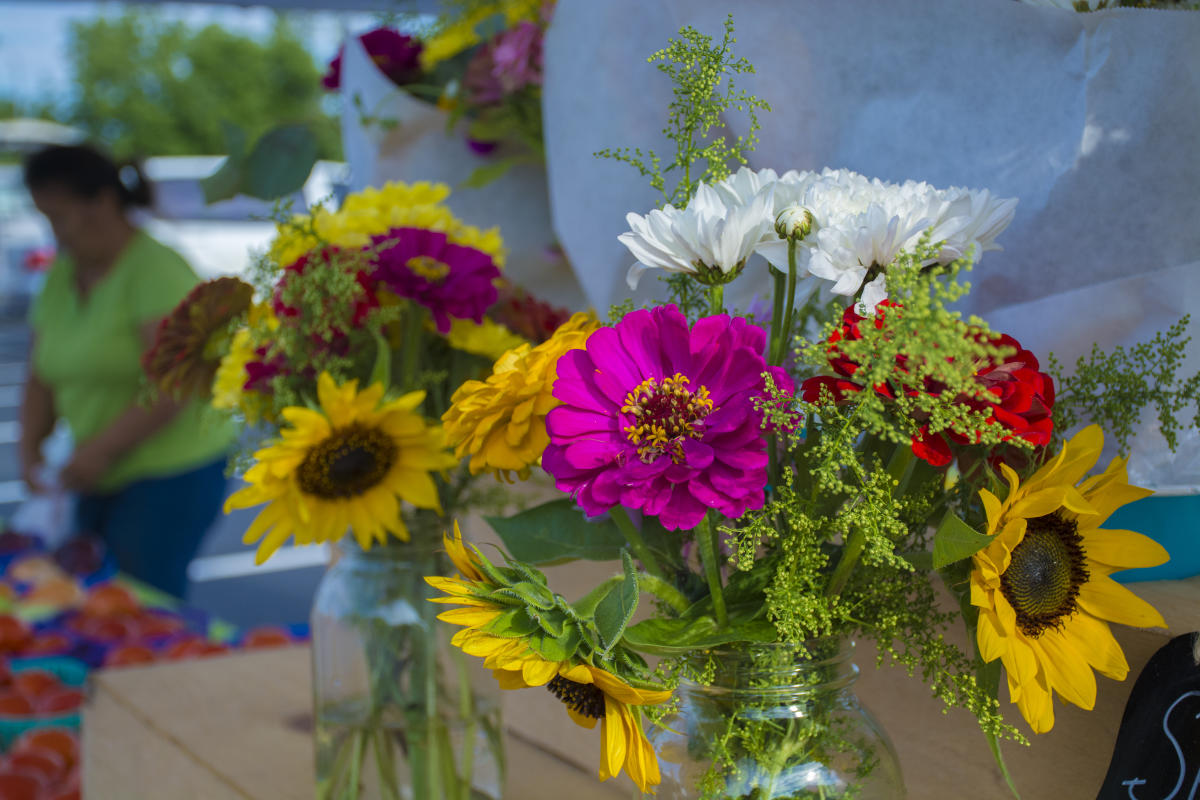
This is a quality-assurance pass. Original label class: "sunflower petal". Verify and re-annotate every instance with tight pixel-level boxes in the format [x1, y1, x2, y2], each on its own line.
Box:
[1081, 528, 1169, 570]
[1060, 613, 1128, 681]
[1033, 632, 1097, 711]
[1077, 574, 1167, 629]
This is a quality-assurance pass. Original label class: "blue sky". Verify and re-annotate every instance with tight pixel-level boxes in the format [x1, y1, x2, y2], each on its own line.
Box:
[0, 1, 377, 107]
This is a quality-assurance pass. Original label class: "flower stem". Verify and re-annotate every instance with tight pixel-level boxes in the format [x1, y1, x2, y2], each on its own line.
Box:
[708, 284, 725, 315]
[773, 238, 800, 365]
[609, 506, 665, 580]
[398, 303, 424, 394]
[636, 573, 691, 615]
[696, 513, 728, 627]
[453, 647, 476, 800]
[825, 526, 866, 598]
[768, 265, 787, 367]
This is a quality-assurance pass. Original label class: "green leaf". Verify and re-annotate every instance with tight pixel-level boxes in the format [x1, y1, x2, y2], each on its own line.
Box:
[508, 581, 555, 610]
[485, 499, 627, 565]
[932, 512, 993, 570]
[480, 607, 539, 639]
[242, 123, 319, 200]
[622, 616, 776, 655]
[527, 625, 581, 664]
[593, 552, 639, 655]
[459, 156, 523, 189]
[369, 329, 391, 390]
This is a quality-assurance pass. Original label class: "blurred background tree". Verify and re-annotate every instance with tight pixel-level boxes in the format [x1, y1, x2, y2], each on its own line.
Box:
[66, 9, 340, 159]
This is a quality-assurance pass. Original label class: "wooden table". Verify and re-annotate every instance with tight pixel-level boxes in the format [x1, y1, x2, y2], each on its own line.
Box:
[82, 577, 1200, 799]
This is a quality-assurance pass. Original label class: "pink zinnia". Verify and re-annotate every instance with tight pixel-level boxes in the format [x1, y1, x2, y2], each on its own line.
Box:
[543, 305, 792, 531]
[370, 227, 500, 333]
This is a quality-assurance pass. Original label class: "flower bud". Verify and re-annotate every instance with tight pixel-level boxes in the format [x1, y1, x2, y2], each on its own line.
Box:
[775, 206, 814, 242]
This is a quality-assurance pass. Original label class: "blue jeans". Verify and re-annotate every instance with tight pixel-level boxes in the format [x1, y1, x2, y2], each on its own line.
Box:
[74, 457, 229, 598]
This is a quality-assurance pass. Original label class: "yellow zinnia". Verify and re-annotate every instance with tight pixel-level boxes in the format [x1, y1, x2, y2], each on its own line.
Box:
[970, 424, 1169, 733]
[442, 312, 599, 481]
[225, 372, 457, 563]
[428, 525, 668, 793]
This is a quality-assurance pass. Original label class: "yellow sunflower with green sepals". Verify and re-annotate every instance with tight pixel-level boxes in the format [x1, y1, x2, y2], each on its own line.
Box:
[970, 424, 1169, 733]
[442, 311, 599, 481]
[225, 372, 457, 563]
[428, 525, 669, 793]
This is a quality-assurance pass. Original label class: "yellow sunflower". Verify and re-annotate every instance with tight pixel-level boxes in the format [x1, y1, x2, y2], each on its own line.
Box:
[225, 372, 457, 563]
[970, 424, 1169, 733]
[442, 311, 599, 481]
[428, 525, 669, 793]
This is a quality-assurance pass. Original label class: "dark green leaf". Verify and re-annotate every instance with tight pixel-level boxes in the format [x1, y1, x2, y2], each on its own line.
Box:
[593, 552, 639, 654]
[485, 499, 627, 565]
[242, 123, 319, 200]
[932, 512, 993, 570]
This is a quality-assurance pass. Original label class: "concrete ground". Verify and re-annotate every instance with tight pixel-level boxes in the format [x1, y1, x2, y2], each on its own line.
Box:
[0, 316, 323, 629]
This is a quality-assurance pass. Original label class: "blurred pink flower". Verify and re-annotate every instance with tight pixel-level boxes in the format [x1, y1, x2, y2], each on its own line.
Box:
[464, 22, 544, 106]
[323, 28, 423, 91]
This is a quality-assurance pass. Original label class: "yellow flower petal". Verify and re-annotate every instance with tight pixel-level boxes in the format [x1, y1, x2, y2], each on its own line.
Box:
[1077, 574, 1167, 629]
[1081, 528, 1169, 570]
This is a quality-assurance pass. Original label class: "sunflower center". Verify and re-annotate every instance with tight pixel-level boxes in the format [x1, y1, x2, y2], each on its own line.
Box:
[621, 373, 714, 464]
[407, 255, 451, 283]
[1000, 513, 1089, 637]
[546, 675, 605, 719]
[296, 423, 399, 499]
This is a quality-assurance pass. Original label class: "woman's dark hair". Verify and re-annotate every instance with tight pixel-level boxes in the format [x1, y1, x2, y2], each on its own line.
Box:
[23, 143, 153, 209]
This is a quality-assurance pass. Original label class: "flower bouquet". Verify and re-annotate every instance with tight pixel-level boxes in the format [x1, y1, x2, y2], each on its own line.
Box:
[326, 1, 551, 188]
[428, 18, 1199, 798]
[144, 180, 578, 799]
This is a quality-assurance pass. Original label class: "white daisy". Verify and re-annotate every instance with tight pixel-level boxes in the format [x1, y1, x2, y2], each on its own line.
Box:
[619, 181, 775, 290]
[755, 169, 1017, 312]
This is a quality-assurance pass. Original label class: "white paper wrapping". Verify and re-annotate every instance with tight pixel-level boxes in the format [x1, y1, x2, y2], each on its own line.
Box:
[542, 0, 1200, 490]
[338, 35, 586, 309]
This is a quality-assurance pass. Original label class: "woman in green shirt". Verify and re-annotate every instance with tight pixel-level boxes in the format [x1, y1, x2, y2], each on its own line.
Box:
[19, 144, 235, 597]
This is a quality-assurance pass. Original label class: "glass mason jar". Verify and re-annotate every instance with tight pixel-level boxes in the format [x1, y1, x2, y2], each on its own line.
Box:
[649, 641, 904, 800]
[311, 531, 504, 800]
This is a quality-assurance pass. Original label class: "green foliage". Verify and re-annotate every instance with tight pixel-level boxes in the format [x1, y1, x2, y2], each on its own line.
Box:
[66, 10, 340, 159]
[1047, 314, 1200, 454]
[595, 15, 769, 208]
[932, 512, 992, 570]
[485, 499, 628, 565]
[202, 123, 320, 203]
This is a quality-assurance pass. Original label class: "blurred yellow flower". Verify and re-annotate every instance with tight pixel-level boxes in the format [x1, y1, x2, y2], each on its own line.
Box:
[269, 181, 506, 269]
[444, 317, 528, 360]
[420, 0, 545, 70]
[442, 311, 598, 481]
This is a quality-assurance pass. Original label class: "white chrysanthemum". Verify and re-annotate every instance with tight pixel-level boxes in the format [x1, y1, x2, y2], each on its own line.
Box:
[755, 169, 1017, 311]
[619, 182, 775, 290]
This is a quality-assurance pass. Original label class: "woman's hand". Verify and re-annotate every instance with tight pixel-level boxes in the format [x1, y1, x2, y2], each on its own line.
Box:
[19, 450, 47, 495]
[60, 441, 115, 493]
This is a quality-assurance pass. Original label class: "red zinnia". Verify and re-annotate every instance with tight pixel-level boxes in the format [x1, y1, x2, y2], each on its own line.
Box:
[801, 302, 1054, 467]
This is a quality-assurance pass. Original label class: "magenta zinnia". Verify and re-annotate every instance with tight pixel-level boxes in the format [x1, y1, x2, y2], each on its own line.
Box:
[543, 305, 792, 530]
[371, 227, 501, 333]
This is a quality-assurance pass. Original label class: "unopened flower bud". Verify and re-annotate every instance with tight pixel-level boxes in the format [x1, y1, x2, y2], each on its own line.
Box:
[775, 206, 814, 241]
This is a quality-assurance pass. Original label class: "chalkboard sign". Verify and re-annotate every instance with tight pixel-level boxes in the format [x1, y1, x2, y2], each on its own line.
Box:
[1098, 633, 1200, 800]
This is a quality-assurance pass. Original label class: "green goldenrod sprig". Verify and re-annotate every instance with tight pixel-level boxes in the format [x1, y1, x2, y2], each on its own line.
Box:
[1048, 314, 1200, 454]
[596, 15, 770, 208]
